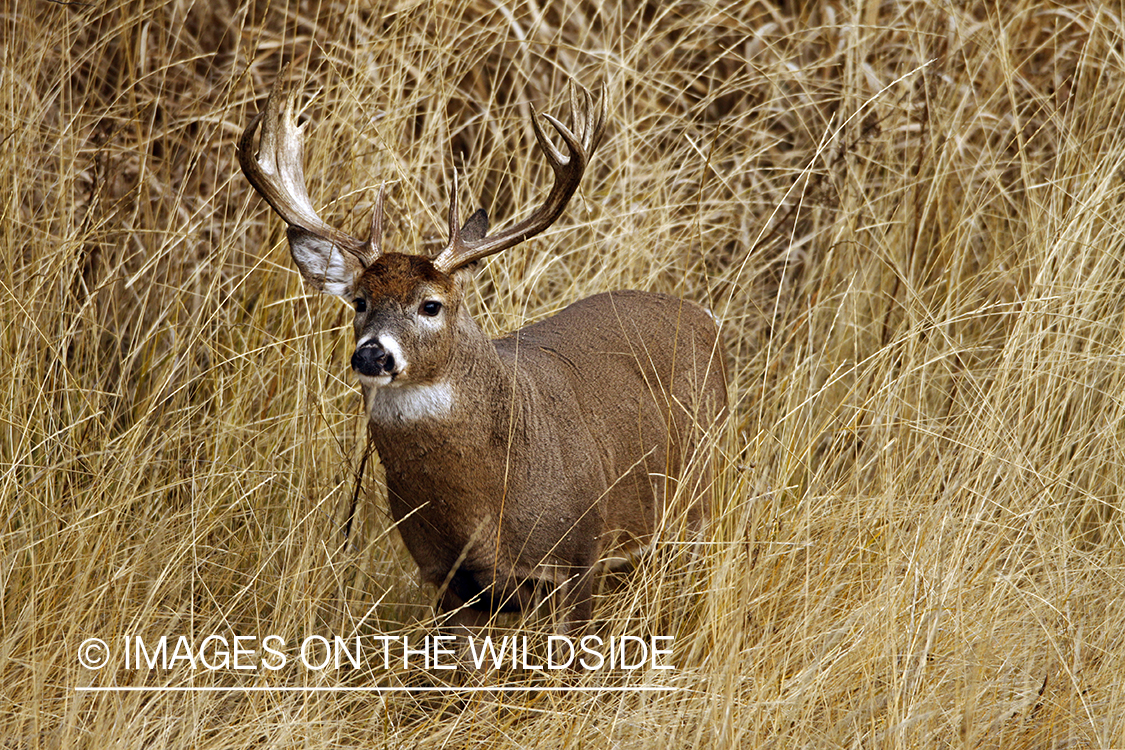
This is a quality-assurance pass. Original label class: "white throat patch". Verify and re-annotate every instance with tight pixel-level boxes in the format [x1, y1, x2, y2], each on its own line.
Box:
[365, 381, 454, 423]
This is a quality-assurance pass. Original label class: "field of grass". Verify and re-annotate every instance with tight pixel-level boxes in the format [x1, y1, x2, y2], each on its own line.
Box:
[4, 0, 1125, 746]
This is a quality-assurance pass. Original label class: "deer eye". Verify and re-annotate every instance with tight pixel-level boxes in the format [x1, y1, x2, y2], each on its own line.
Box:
[420, 300, 443, 317]
[353, 298, 367, 313]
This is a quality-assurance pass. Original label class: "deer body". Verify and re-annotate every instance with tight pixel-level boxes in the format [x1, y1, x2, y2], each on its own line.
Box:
[240, 75, 727, 630]
[368, 287, 724, 622]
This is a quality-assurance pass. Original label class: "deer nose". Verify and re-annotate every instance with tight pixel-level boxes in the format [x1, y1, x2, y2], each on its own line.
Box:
[351, 343, 394, 377]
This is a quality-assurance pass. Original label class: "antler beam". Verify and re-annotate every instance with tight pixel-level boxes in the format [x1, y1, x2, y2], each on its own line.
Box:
[238, 70, 382, 266]
[431, 82, 607, 275]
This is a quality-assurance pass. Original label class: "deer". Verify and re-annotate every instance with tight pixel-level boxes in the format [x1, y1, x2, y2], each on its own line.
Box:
[238, 73, 728, 636]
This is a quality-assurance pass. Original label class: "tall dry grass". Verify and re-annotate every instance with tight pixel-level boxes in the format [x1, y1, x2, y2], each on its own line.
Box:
[3, 0, 1124, 746]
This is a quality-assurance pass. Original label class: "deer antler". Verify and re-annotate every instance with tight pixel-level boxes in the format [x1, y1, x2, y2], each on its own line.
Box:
[239, 69, 383, 267]
[431, 82, 606, 275]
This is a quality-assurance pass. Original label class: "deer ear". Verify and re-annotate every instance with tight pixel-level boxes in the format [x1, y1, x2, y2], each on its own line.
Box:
[460, 208, 489, 242]
[286, 226, 364, 298]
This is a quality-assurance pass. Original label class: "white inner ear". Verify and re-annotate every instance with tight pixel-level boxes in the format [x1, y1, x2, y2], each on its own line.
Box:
[288, 231, 357, 298]
[319, 246, 356, 297]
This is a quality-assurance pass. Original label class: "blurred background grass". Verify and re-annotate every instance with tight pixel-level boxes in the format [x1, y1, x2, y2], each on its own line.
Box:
[3, 0, 1124, 746]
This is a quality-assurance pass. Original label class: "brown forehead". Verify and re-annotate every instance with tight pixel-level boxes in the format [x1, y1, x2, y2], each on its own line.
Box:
[357, 253, 452, 299]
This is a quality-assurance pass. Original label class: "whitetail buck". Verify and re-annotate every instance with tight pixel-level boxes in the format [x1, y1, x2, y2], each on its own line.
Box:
[239, 74, 727, 633]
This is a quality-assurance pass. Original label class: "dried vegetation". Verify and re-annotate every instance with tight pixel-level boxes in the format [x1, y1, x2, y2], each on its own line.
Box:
[3, 0, 1124, 746]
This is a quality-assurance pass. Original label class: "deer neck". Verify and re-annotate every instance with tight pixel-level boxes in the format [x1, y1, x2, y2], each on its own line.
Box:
[363, 309, 530, 447]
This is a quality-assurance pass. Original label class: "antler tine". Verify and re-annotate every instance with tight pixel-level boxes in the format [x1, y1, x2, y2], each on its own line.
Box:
[589, 81, 608, 154]
[528, 99, 568, 166]
[362, 183, 386, 260]
[446, 168, 462, 248]
[239, 71, 377, 265]
[432, 81, 607, 275]
[568, 82, 594, 147]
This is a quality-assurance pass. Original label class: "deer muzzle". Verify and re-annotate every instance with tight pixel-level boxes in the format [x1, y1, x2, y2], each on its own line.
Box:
[351, 342, 395, 377]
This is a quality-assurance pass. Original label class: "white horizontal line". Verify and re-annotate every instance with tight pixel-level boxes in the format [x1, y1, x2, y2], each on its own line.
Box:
[76, 685, 677, 693]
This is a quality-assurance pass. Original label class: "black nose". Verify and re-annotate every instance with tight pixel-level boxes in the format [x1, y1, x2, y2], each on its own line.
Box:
[351, 344, 394, 377]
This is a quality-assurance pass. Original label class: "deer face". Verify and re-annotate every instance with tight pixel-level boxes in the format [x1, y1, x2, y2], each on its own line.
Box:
[349, 253, 459, 390]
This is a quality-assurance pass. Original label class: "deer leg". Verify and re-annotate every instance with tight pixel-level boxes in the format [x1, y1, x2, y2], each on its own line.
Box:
[435, 587, 494, 673]
[556, 564, 596, 636]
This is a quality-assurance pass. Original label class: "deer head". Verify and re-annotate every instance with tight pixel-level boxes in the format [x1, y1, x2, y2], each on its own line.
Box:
[239, 77, 603, 397]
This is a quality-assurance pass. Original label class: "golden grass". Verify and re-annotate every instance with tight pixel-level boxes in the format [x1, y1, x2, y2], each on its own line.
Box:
[3, 0, 1125, 746]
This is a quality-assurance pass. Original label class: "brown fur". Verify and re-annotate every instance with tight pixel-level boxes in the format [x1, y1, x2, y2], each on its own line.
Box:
[358, 253, 452, 300]
[355, 259, 727, 629]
